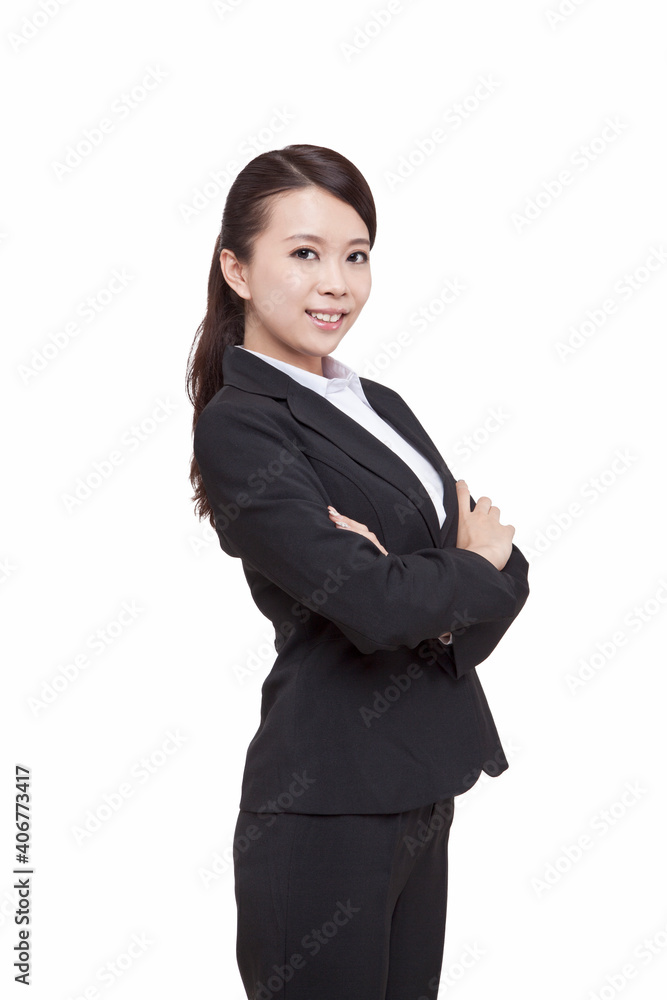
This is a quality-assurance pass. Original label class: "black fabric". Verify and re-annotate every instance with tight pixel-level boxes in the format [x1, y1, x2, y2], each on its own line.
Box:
[233, 798, 455, 999]
[193, 344, 530, 813]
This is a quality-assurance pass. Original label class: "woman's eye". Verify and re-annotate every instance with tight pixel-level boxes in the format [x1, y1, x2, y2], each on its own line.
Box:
[292, 248, 317, 260]
[291, 248, 369, 263]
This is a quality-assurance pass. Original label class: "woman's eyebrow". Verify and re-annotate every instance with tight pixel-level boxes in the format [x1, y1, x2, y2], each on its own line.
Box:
[283, 233, 371, 247]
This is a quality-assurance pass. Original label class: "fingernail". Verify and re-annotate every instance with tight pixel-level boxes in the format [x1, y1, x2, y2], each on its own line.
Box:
[328, 506, 339, 513]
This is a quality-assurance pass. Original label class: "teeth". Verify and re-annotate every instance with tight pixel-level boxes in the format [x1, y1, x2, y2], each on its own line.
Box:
[308, 311, 342, 322]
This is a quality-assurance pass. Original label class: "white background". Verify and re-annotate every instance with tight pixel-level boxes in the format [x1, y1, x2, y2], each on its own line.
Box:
[2, 1, 666, 998]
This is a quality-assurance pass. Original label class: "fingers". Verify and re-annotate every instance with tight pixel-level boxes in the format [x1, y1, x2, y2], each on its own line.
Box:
[328, 506, 353, 529]
[328, 507, 364, 531]
[327, 506, 389, 555]
[457, 482, 504, 520]
[457, 480, 494, 517]
[456, 479, 471, 515]
[328, 496, 509, 549]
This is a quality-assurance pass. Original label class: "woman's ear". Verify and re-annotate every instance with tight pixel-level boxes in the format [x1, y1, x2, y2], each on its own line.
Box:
[220, 248, 250, 301]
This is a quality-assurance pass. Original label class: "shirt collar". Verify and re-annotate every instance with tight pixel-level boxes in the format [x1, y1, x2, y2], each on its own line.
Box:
[236, 346, 368, 404]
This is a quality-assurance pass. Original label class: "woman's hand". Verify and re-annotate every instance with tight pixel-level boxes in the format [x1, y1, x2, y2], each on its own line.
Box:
[327, 505, 389, 555]
[455, 479, 514, 571]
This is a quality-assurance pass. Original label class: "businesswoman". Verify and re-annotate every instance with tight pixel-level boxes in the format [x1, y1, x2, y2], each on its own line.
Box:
[187, 144, 529, 1000]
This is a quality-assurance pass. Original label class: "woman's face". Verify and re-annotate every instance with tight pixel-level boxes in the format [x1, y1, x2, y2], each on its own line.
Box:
[221, 185, 372, 374]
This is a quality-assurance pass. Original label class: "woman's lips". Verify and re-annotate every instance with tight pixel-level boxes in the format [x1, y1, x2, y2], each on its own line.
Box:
[305, 310, 345, 331]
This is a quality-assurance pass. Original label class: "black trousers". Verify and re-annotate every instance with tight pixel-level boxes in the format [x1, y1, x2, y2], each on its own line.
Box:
[233, 796, 455, 999]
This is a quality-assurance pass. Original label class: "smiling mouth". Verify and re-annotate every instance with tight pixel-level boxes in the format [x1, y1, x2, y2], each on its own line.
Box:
[305, 310, 346, 323]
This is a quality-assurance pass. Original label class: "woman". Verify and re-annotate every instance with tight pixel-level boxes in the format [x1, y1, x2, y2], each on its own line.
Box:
[187, 144, 529, 1000]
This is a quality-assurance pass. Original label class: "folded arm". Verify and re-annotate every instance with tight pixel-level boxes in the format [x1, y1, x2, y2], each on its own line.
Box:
[438, 541, 529, 678]
[194, 400, 528, 656]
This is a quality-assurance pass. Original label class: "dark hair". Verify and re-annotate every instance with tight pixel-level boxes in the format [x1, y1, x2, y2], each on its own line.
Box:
[186, 143, 377, 527]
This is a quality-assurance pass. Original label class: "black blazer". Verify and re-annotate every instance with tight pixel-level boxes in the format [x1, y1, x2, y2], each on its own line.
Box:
[193, 344, 530, 814]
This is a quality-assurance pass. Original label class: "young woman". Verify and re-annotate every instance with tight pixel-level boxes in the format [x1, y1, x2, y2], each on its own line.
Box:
[187, 144, 529, 1000]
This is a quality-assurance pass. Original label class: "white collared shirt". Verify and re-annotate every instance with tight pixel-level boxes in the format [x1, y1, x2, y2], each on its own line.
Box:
[237, 346, 447, 527]
[236, 346, 453, 646]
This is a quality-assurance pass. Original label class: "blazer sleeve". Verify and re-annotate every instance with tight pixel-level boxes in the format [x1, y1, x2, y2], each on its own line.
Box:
[443, 541, 529, 679]
[194, 399, 529, 656]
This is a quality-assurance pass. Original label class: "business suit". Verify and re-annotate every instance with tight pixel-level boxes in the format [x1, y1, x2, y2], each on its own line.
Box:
[193, 342, 529, 997]
[194, 342, 530, 815]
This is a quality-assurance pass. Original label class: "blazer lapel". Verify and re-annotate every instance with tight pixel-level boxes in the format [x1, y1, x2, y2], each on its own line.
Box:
[358, 377, 458, 547]
[221, 345, 456, 548]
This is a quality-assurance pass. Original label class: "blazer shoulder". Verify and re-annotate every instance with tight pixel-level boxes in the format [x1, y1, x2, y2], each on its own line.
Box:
[196, 383, 287, 425]
[193, 385, 292, 461]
